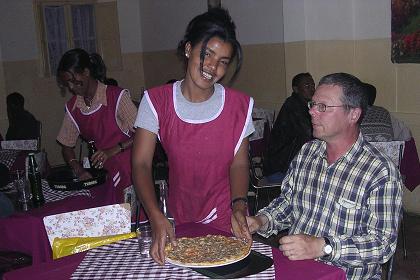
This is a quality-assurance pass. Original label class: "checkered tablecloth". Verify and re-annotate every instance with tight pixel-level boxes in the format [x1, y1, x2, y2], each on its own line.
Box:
[71, 239, 274, 279]
[0, 150, 21, 169]
[0, 179, 91, 203]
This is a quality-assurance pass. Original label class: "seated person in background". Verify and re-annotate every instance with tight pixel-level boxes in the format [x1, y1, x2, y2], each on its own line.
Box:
[6, 92, 40, 140]
[360, 82, 412, 142]
[233, 73, 403, 280]
[360, 82, 393, 141]
[263, 73, 314, 181]
[0, 163, 9, 188]
[56, 48, 138, 204]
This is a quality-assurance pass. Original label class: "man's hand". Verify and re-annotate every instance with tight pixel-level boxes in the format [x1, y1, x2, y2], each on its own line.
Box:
[279, 234, 325, 260]
[149, 214, 176, 265]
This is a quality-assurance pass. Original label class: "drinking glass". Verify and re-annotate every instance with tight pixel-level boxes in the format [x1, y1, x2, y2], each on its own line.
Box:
[136, 222, 152, 257]
[12, 170, 31, 203]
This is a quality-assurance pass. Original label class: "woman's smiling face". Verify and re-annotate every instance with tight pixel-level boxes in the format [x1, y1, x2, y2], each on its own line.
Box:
[185, 36, 233, 91]
[58, 70, 90, 97]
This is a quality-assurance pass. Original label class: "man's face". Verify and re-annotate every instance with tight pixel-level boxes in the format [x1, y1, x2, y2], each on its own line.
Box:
[309, 84, 355, 142]
[295, 76, 315, 100]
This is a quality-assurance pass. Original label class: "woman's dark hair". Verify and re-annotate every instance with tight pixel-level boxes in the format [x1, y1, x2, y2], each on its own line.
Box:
[56, 48, 106, 83]
[176, 8, 242, 85]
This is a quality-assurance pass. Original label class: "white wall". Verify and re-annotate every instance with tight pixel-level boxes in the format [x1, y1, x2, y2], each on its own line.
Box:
[0, 0, 38, 61]
[283, 0, 391, 42]
[223, 0, 284, 44]
[139, 0, 207, 52]
[0, 0, 144, 61]
[354, 0, 390, 39]
[117, 0, 143, 53]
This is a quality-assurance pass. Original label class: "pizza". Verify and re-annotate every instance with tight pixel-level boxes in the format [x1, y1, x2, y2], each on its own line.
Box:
[165, 234, 251, 267]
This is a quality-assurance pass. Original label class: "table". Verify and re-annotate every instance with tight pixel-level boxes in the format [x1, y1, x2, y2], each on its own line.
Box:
[3, 223, 346, 280]
[0, 184, 109, 264]
[0, 149, 30, 178]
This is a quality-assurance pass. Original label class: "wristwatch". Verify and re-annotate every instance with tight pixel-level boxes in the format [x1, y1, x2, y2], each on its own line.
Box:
[323, 237, 333, 256]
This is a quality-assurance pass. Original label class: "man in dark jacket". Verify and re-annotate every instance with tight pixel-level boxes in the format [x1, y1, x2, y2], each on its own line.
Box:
[263, 73, 314, 180]
[6, 92, 40, 141]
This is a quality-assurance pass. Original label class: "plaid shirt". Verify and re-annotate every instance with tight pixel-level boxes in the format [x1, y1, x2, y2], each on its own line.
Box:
[258, 133, 402, 280]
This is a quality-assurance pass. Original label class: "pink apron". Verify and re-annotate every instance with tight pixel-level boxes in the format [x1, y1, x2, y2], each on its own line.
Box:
[66, 85, 132, 204]
[147, 83, 251, 232]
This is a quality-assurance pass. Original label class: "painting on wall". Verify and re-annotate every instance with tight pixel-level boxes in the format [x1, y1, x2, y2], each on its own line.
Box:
[391, 0, 420, 63]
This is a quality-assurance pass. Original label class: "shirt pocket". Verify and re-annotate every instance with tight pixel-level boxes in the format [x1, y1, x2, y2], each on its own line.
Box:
[329, 198, 363, 235]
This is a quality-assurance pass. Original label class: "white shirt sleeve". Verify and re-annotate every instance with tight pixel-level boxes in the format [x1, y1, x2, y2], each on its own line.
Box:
[134, 94, 159, 134]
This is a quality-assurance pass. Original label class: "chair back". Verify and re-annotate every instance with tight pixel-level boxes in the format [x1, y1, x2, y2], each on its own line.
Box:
[36, 121, 42, 151]
[249, 120, 271, 180]
[369, 141, 405, 169]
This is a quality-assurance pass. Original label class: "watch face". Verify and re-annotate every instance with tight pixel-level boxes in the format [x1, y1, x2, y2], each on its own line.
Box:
[324, 244, 333, 255]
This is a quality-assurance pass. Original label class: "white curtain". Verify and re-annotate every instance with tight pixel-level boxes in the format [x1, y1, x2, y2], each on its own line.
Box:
[71, 5, 96, 54]
[43, 4, 96, 75]
[44, 6, 67, 75]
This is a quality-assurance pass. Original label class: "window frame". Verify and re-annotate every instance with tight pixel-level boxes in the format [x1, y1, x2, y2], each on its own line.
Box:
[34, 0, 98, 77]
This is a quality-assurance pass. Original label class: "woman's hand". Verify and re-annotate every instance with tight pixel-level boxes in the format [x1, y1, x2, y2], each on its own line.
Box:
[71, 165, 92, 180]
[149, 214, 176, 265]
[77, 169, 93, 180]
[91, 149, 112, 169]
[231, 204, 252, 244]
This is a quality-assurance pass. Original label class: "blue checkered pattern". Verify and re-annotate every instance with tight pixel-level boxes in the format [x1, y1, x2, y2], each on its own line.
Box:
[0, 150, 21, 169]
[0, 179, 90, 202]
[258, 134, 403, 280]
[71, 239, 274, 279]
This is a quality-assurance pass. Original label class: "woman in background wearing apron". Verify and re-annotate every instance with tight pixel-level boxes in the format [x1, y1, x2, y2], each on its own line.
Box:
[56, 48, 137, 204]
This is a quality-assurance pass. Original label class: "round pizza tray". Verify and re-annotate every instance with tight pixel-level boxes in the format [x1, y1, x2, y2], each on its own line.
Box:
[166, 249, 251, 268]
[46, 165, 107, 191]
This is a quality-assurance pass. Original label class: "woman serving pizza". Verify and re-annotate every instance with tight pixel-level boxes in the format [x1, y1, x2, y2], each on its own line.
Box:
[132, 7, 254, 264]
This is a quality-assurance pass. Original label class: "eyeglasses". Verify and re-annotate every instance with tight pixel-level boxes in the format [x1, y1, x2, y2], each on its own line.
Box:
[307, 101, 350, 112]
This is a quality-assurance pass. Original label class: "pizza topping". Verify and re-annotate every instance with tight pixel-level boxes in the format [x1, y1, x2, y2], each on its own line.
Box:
[165, 235, 251, 266]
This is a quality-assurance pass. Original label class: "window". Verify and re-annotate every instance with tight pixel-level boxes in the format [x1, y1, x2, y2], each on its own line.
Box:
[36, 2, 96, 76]
[35, 0, 122, 77]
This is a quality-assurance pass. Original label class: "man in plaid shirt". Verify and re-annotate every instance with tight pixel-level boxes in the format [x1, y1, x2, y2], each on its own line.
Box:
[233, 73, 403, 279]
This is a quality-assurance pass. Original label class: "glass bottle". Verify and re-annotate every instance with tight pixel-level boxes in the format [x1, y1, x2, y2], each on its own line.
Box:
[28, 153, 45, 207]
[87, 140, 97, 169]
[158, 180, 175, 232]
